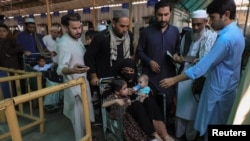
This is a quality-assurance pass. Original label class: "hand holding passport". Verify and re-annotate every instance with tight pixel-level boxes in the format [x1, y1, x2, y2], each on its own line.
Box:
[183, 56, 196, 63]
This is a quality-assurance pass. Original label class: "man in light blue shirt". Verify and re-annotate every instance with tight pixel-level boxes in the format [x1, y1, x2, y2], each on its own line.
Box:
[159, 0, 245, 140]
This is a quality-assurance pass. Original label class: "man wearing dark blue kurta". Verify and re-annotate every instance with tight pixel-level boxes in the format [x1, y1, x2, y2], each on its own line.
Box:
[17, 18, 48, 66]
[137, 1, 180, 122]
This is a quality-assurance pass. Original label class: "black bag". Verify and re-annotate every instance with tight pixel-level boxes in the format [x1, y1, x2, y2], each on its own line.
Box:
[192, 76, 206, 102]
[44, 70, 63, 83]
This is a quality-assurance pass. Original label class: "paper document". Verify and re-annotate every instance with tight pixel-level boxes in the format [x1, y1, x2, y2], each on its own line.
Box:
[166, 51, 174, 62]
[183, 56, 196, 63]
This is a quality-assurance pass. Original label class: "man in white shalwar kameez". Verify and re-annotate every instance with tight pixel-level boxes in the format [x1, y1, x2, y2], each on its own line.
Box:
[175, 10, 217, 141]
[42, 26, 60, 63]
[56, 13, 95, 141]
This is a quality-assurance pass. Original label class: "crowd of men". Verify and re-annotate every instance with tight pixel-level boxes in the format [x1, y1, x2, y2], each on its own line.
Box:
[0, 0, 248, 141]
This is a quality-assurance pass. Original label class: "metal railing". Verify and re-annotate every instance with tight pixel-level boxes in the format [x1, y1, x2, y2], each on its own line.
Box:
[0, 67, 92, 141]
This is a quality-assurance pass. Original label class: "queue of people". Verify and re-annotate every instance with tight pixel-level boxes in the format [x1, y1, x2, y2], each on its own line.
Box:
[0, 0, 248, 141]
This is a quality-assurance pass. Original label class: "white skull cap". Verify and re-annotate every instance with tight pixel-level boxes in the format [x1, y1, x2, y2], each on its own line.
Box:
[191, 10, 208, 19]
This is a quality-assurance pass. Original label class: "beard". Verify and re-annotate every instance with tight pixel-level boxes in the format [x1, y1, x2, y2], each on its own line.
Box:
[158, 21, 168, 29]
[192, 32, 201, 41]
[192, 28, 205, 41]
[68, 31, 81, 40]
[112, 27, 125, 38]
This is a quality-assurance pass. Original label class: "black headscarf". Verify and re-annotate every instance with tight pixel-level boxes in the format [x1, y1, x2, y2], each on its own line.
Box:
[120, 58, 137, 70]
[117, 58, 137, 83]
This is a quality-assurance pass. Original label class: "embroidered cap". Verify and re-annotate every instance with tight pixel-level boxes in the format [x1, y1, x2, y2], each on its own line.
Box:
[113, 9, 129, 19]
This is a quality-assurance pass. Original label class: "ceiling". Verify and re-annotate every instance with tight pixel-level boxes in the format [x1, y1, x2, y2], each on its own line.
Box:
[0, 0, 138, 17]
[175, 0, 213, 12]
[0, 0, 246, 18]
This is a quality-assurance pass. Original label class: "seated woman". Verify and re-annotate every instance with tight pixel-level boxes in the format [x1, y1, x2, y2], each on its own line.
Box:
[102, 78, 161, 141]
[115, 58, 174, 141]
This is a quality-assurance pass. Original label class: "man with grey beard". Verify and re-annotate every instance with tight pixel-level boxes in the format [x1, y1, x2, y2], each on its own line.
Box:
[174, 10, 217, 141]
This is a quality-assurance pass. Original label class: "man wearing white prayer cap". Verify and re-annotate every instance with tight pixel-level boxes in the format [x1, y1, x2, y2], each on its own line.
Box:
[174, 9, 218, 141]
[191, 9, 208, 19]
[42, 25, 61, 63]
[190, 9, 210, 41]
[17, 17, 49, 66]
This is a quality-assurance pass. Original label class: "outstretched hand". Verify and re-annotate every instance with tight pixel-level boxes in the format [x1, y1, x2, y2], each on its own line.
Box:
[159, 77, 177, 88]
[159, 73, 189, 88]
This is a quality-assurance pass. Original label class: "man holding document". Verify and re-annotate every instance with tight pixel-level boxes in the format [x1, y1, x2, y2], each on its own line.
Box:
[136, 1, 180, 123]
[174, 10, 217, 141]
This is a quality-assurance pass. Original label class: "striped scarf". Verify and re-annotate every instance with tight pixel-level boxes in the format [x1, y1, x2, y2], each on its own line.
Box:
[109, 27, 130, 66]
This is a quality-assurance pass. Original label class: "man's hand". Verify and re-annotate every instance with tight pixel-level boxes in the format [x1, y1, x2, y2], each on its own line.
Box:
[149, 60, 160, 73]
[51, 51, 57, 57]
[62, 64, 89, 75]
[159, 77, 177, 88]
[159, 73, 189, 88]
[24, 51, 32, 56]
[192, 58, 200, 64]
[173, 53, 183, 64]
[90, 76, 99, 86]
